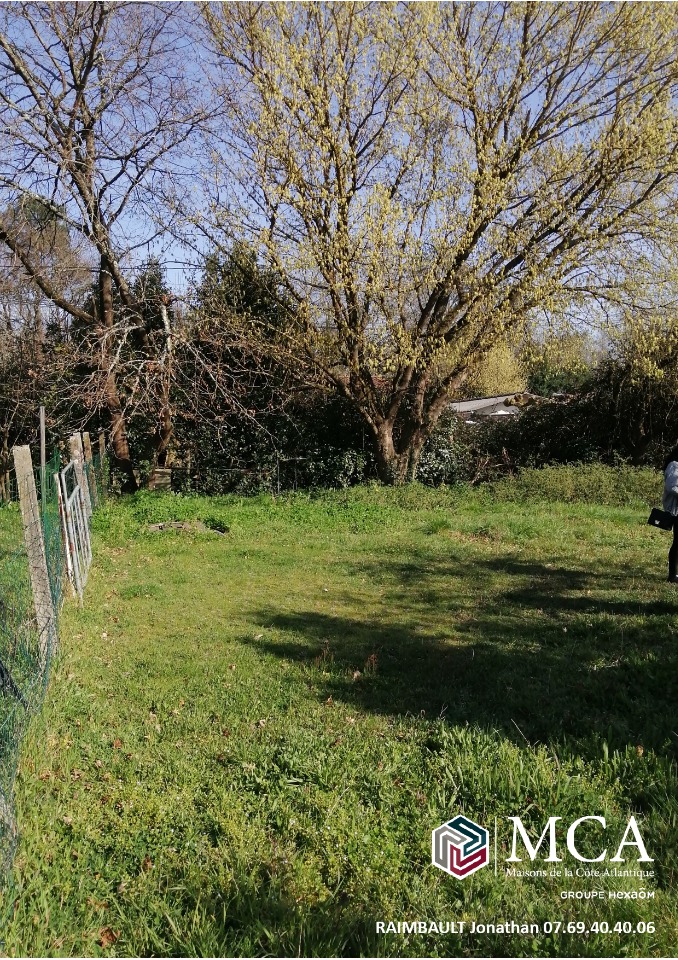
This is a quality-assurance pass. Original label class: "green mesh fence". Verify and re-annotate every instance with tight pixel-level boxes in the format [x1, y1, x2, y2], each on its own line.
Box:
[90, 452, 109, 506]
[39, 451, 65, 617]
[0, 462, 55, 875]
[0, 442, 106, 881]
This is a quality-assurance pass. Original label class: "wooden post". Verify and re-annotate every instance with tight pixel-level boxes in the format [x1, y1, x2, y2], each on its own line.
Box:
[69, 433, 92, 519]
[82, 431, 97, 507]
[12, 445, 56, 665]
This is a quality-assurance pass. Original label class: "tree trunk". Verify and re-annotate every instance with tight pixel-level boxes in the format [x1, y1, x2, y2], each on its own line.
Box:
[374, 423, 427, 486]
[156, 414, 172, 468]
[405, 435, 426, 482]
[154, 374, 173, 468]
[154, 302, 173, 468]
[99, 260, 138, 492]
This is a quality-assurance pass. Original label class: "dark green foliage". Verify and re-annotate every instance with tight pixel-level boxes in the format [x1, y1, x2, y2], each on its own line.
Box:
[586, 358, 678, 465]
[171, 391, 374, 494]
[170, 246, 294, 491]
[479, 395, 605, 470]
[416, 411, 481, 486]
[480, 361, 678, 474]
[130, 257, 173, 342]
[195, 245, 293, 334]
[416, 357, 678, 489]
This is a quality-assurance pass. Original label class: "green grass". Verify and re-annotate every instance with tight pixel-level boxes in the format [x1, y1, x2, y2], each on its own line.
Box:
[0, 503, 22, 554]
[3, 477, 678, 957]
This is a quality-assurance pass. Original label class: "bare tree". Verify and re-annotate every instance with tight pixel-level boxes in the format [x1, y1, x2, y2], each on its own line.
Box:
[0, 2, 207, 487]
[0, 199, 92, 495]
[202, 2, 678, 484]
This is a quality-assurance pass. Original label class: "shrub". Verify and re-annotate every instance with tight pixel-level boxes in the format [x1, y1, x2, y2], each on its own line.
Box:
[483, 396, 604, 468]
[490, 463, 662, 507]
[280, 448, 370, 490]
[475, 360, 678, 474]
[417, 411, 497, 486]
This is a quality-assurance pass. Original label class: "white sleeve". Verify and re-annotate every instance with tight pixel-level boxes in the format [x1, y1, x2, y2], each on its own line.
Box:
[665, 462, 678, 495]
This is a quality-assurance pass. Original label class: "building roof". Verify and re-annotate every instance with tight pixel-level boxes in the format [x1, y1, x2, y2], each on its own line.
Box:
[450, 394, 521, 417]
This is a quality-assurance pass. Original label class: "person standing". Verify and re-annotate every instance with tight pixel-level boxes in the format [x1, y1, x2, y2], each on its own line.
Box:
[663, 446, 678, 583]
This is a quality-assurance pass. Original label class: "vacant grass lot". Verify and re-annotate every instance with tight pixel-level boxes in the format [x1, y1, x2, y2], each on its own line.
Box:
[2, 471, 678, 957]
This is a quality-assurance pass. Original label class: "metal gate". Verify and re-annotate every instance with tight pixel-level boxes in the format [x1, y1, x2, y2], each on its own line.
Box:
[58, 461, 92, 603]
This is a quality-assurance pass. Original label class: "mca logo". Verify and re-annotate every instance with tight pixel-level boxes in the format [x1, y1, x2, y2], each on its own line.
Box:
[432, 815, 489, 878]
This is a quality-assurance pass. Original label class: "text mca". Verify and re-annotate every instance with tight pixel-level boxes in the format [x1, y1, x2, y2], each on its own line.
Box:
[507, 816, 653, 864]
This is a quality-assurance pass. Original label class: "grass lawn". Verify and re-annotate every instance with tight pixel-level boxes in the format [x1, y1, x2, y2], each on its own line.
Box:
[2, 476, 678, 957]
[0, 504, 22, 555]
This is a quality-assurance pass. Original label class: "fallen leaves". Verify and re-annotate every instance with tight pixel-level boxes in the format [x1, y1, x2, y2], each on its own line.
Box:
[97, 927, 119, 949]
[86, 896, 108, 911]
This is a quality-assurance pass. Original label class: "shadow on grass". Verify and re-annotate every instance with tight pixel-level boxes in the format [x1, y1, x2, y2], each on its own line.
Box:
[152, 878, 380, 959]
[248, 555, 678, 761]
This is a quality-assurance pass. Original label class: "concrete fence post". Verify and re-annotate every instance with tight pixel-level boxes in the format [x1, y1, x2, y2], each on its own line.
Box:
[69, 433, 92, 520]
[12, 445, 55, 666]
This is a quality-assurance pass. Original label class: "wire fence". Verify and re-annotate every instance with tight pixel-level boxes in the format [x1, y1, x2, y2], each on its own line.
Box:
[40, 450, 65, 617]
[0, 435, 107, 878]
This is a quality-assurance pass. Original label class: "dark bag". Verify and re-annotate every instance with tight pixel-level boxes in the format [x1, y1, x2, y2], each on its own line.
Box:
[648, 508, 675, 531]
